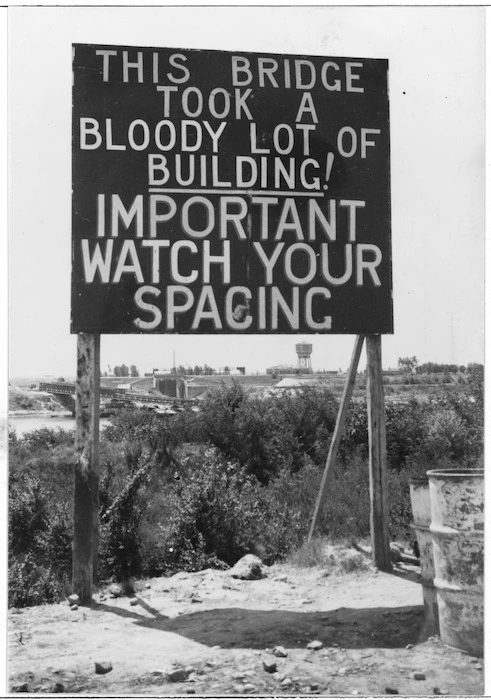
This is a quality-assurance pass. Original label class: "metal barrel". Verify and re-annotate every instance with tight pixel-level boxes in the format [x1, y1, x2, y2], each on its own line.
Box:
[427, 468, 484, 656]
[409, 477, 439, 634]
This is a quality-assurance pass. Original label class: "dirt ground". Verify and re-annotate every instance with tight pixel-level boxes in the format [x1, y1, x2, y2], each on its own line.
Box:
[8, 558, 484, 696]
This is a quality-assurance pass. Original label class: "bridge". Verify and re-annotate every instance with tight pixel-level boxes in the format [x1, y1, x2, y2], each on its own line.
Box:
[39, 382, 190, 415]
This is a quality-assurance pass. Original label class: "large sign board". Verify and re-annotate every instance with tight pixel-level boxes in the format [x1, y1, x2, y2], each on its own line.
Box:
[72, 44, 393, 334]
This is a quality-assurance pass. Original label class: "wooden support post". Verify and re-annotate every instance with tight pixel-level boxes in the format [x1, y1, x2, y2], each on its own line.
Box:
[366, 334, 391, 571]
[73, 333, 100, 603]
[308, 335, 365, 542]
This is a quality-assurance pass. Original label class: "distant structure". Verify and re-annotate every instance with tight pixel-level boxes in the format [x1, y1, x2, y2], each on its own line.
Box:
[266, 342, 314, 376]
[296, 342, 313, 374]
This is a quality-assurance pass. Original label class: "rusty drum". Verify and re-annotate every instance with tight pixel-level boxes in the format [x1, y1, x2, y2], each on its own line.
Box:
[409, 477, 439, 634]
[427, 468, 484, 656]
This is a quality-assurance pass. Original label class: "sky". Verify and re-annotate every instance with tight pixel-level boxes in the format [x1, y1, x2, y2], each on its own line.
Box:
[7, 5, 485, 378]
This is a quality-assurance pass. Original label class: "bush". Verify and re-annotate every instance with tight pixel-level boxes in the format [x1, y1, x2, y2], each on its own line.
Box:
[8, 381, 484, 606]
[159, 448, 265, 571]
[9, 476, 72, 607]
[197, 384, 338, 482]
[9, 554, 70, 608]
[20, 427, 74, 450]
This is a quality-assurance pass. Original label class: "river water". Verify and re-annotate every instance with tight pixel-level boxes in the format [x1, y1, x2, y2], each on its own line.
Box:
[9, 414, 113, 437]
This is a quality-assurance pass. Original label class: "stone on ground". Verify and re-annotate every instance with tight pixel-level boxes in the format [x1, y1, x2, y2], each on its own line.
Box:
[273, 645, 288, 658]
[95, 662, 112, 675]
[229, 554, 266, 580]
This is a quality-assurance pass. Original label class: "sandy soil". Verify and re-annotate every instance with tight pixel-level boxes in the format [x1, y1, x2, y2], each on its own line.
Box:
[8, 560, 484, 696]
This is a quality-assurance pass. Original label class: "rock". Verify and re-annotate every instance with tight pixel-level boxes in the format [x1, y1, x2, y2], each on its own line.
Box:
[230, 554, 266, 580]
[338, 667, 349, 676]
[405, 644, 414, 650]
[168, 668, 190, 682]
[243, 683, 256, 692]
[273, 645, 288, 658]
[109, 584, 122, 598]
[129, 597, 138, 606]
[262, 659, 277, 673]
[233, 684, 245, 694]
[51, 682, 65, 693]
[70, 605, 78, 611]
[413, 672, 426, 680]
[385, 687, 399, 694]
[95, 662, 112, 675]
[185, 690, 196, 695]
[67, 594, 80, 606]
[474, 663, 483, 670]
[310, 683, 319, 691]
[307, 640, 323, 650]
[145, 583, 151, 589]
[280, 677, 293, 688]
[273, 672, 286, 682]
[11, 683, 29, 693]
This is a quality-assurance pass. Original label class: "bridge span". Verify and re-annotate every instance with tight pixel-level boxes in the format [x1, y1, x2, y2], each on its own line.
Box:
[39, 382, 191, 415]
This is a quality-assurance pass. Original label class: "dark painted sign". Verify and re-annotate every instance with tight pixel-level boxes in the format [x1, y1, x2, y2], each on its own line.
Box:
[72, 43, 392, 334]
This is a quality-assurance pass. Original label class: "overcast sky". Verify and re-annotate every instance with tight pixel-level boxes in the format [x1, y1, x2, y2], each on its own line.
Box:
[8, 5, 484, 378]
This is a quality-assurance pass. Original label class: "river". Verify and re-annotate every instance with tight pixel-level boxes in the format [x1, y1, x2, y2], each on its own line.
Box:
[9, 414, 113, 437]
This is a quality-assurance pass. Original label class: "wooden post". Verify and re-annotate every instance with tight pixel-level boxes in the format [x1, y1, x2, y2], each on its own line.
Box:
[366, 334, 391, 571]
[308, 335, 365, 542]
[73, 333, 100, 603]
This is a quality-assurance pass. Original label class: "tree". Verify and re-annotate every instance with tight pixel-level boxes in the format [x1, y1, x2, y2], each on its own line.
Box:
[130, 365, 139, 377]
[120, 364, 129, 377]
[398, 356, 418, 373]
[113, 366, 121, 377]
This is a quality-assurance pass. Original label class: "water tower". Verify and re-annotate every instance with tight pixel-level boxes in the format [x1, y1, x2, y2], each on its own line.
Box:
[296, 342, 313, 374]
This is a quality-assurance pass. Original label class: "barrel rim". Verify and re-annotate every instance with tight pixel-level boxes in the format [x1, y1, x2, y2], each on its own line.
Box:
[409, 476, 429, 486]
[427, 468, 484, 480]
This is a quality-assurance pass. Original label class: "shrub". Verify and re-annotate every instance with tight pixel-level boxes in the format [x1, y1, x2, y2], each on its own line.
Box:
[9, 476, 72, 607]
[197, 384, 338, 482]
[9, 554, 70, 608]
[21, 427, 74, 450]
[160, 448, 265, 571]
[99, 446, 156, 581]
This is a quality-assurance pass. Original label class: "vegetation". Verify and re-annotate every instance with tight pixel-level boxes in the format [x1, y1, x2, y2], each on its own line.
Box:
[8, 372, 484, 607]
